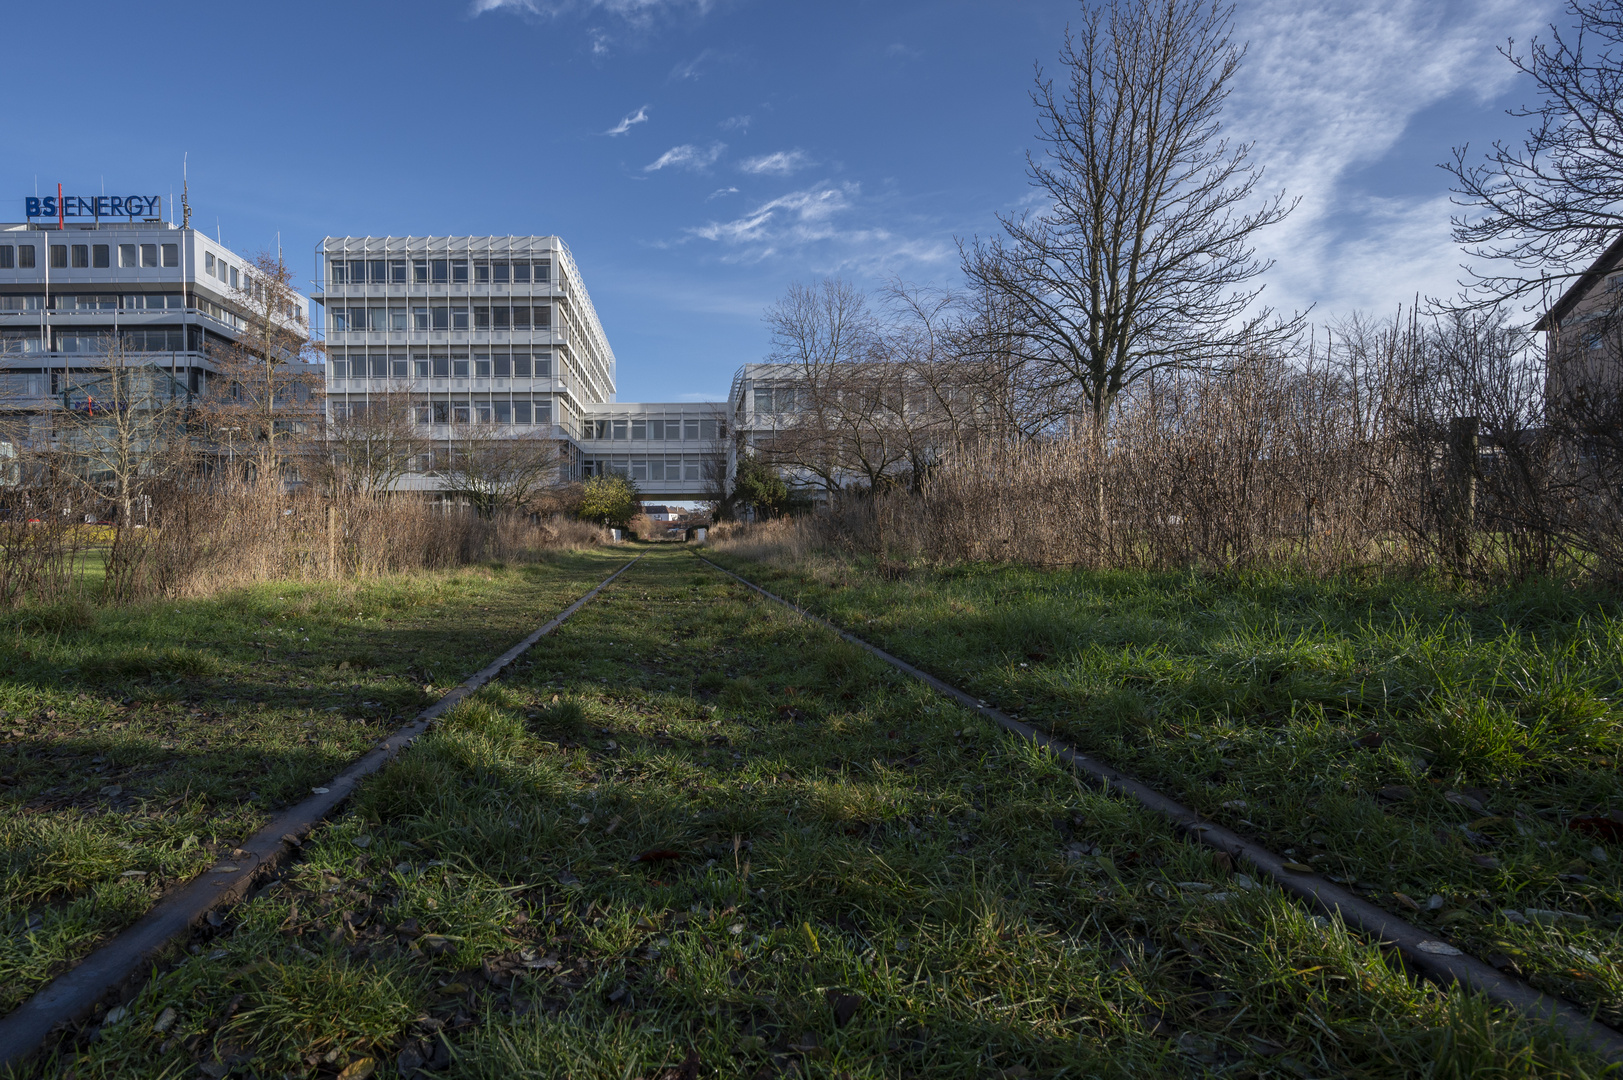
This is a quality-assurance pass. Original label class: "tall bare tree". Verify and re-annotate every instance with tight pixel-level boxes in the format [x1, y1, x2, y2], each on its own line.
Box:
[962, 0, 1295, 428]
[203, 251, 322, 482]
[438, 421, 563, 517]
[1448, 0, 1623, 307]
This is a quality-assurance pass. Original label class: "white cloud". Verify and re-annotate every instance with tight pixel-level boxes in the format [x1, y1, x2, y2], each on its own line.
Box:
[606, 105, 650, 136]
[1226, 0, 1557, 317]
[472, 0, 711, 21]
[685, 182, 953, 270]
[739, 150, 813, 176]
[885, 42, 922, 59]
[708, 186, 740, 200]
[670, 48, 724, 81]
[719, 114, 752, 132]
[644, 142, 726, 172]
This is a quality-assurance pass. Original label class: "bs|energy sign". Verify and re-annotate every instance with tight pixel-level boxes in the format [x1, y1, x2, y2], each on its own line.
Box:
[24, 194, 162, 220]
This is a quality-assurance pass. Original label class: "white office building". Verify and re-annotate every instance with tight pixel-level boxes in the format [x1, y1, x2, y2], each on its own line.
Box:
[315, 235, 728, 499]
[0, 201, 310, 446]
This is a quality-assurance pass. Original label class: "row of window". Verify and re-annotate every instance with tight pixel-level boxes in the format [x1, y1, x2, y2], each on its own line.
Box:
[329, 350, 556, 380]
[329, 303, 553, 333]
[0, 242, 182, 271]
[328, 258, 553, 286]
[753, 386, 803, 413]
[331, 397, 557, 426]
[50, 329, 194, 353]
[0, 293, 187, 312]
[584, 457, 718, 483]
[579, 418, 725, 441]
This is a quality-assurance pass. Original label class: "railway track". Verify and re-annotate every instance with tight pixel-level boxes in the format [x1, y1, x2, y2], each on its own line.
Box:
[5, 547, 1617, 1077]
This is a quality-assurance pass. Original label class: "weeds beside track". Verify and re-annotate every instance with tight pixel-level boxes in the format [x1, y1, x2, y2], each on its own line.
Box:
[27, 547, 1609, 1078]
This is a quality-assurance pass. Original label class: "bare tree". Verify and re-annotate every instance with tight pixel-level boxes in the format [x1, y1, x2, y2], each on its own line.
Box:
[438, 421, 563, 517]
[1448, 0, 1623, 307]
[962, 0, 1296, 429]
[53, 341, 192, 525]
[203, 251, 322, 482]
[320, 388, 427, 498]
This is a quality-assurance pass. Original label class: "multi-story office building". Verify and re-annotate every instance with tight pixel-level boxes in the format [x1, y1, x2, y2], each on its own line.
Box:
[315, 234, 729, 498]
[0, 206, 310, 450]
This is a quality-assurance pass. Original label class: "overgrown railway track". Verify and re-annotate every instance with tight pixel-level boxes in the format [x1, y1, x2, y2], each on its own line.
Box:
[5, 546, 1617, 1077]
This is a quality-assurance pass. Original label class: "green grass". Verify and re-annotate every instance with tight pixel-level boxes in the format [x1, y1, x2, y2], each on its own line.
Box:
[0, 550, 629, 1016]
[38, 548, 1610, 1078]
[702, 546, 1623, 1028]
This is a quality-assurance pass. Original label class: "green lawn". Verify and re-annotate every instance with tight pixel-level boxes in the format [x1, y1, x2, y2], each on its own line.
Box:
[41, 548, 1607, 1078]
[0, 550, 627, 1017]
[702, 544, 1623, 1030]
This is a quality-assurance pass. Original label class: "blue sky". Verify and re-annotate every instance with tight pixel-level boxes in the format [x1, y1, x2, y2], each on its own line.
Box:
[5, 0, 1560, 401]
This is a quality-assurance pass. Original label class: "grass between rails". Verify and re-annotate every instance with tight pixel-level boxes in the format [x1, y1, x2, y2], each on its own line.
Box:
[700, 544, 1623, 1028]
[0, 549, 628, 1017]
[36, 547, 1609, 1078]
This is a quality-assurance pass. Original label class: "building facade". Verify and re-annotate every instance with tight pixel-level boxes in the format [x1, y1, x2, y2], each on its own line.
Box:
[0, 208, 311, 461]
[314, 234, 729, 499]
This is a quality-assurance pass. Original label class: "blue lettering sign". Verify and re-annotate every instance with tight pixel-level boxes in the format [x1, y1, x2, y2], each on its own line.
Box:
[23, 192, 159, 219]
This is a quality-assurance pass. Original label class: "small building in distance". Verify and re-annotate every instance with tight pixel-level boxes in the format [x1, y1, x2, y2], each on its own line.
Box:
[1534, 234, 1623, 410]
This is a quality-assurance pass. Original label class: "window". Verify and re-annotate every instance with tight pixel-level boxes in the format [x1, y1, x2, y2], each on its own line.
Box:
[331, 356, 348, 380]
[91, 245, 109, 268]
[649, 419, 665, 440]
[331, 309, 349, 332]
[18, 245, 35, 269]
[651, 459, 665, 481]
[632, 420, 646, 440]
[451, 305, 468, 330]
[474, 261, 489, 284]
[534, 305, 551, 328]
[493, 261, 509, 284]
[684, 419, 699, 440]
[413, 350, 429, 377]
[432, 354, 449, 377]
[700, 419, 718, 440]
[514, 399, 532, 424]
[536, 399, 552, 424]
[372, 352, 390, 378]
[413, 305, 429, 330]
[389, 259, 406, 283]
[390, 305, 407, 330]
[613, 419, 628, 440]
[50, 245, 67, 268]
[513, 261, 530, 284]
[72, 245, 90, 268]
[431, 259, 447, 284]
[631, 459, 648, 481]
[475, 401, 492, 424]
[348, 260, 365, 285]
[474, 305, 490, 330]
[205, 252, 215, 275]
[348, 306, 367, 331]
[512, 305, 530, 329]
[330, 261, 347, 284]
[494, 400, 511, 424]
[685, 459, 701, 482]
[369, 305, 386, 331]
[230, 267, 239, 290]
[513, 352, 531, 377]
[453, 354, 470, 378]
[414, 259, 429, 284]
[475, 354, 491, 378]
[369, 260, 385, 284]
[535, 259, 551, 283]
[535, 351, 551, 376]
[161, 244, 178, 267]
[493, 353, 510, 378]
[493, 305, 509, 330]
[431, 304, 449, 330]
[451, 259, 468, 284]
[453, 404, 470, 424]
[432, 401, 450, 423]
[0, 246, 11, 269]
[137, 244, 157, 269]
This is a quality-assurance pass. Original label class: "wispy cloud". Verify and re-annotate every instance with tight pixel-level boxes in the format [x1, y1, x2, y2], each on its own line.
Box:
[644, 142, 726, 172]
[685, 182, 952, 270]
[739, 150, 813, 176]
[606, 105, 650, 136]
[472, 0, 712, 21]
[670, 47, 723, 81]
[708, 186, 740, 200]
[885, 42, 922, 59]
[718, 114, 752, 132]
[1227, 0, 1556, 316]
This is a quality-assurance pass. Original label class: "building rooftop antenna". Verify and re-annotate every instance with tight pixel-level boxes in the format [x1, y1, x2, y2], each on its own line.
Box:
[181, 153, 192, 229]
